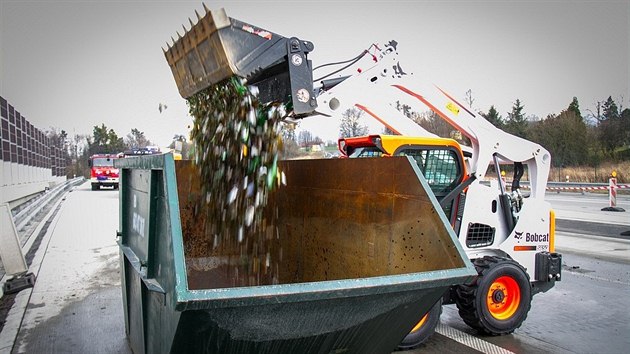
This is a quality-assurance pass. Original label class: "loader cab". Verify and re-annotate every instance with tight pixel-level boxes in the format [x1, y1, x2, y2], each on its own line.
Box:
[339, 135, 467, 224]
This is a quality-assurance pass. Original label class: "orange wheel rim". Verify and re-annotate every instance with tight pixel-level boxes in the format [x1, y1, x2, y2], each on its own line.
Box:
[486, 276, 520, 320]
[410, 313, 429, 333]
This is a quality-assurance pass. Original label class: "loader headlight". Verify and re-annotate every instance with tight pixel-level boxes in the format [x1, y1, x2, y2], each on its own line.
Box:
[291, 54, 303, 66]
[296, 89, 310, 103]
[329, 97, 340, 110]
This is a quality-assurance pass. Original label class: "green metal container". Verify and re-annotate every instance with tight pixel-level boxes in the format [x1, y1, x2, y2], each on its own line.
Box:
[116, 153, 475, 354]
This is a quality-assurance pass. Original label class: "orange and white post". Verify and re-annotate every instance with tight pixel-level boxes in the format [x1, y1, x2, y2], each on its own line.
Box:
[602, 171, 625, 212]
[609, 171, 617, 208]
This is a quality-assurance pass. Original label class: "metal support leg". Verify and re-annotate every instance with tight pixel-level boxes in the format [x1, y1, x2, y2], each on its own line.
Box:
[0, 203, 35, 294]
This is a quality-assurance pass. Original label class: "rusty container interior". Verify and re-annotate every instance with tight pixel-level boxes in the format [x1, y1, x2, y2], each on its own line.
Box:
[177, 157, 468, 290]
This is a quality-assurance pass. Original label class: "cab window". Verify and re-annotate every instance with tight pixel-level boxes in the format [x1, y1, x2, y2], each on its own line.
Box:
[397, 147, 462, 219]
[396, 148, 461, 194]
[348, 147, 383, 158]
[92, 158, 115, 167]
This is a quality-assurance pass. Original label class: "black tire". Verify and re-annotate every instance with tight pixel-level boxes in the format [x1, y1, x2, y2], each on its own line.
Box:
[455, 256, 531, 335]
[91, 183, 99, 191]
[397, 298, 442, 350]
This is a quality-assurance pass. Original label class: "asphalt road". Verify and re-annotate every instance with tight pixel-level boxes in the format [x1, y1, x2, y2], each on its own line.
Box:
[1, 186, 629, 353]
[547, 192, 629, 228]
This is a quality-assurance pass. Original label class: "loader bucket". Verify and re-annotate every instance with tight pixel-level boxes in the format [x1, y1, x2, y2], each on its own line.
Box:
[116, 154, 475, 354]
[164, 7, 316, 115]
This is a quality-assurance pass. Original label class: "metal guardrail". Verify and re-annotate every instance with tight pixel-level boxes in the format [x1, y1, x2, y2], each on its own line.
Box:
[547, 182, 628, 190]
[13, 177, 85, 233]
[1, 177, 85, 293]
[513, 181, 629, 192]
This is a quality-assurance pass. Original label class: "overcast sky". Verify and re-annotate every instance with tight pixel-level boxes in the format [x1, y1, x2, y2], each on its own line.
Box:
[1, 0, 628, 146]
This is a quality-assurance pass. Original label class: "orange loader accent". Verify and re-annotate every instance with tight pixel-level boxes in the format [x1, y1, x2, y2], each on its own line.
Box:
[409, 313, 429, 333]
[486, 276, 521, 320]
[549, 209, 556, 253]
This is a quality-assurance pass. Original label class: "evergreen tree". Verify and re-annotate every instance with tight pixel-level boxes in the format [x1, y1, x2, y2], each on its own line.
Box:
[528, 98, 594, 166]
[107, 129, 126, 153]
[556, 111, 588, 165]
[481, 105, 504, 128]
[87, 124, 125, 155]
[602, 96, 619, 120]
[505, 99, 529, 139]
[568, 97, 581, 118]
[622, 108, 630, 147]
[598, 96, 624, 156]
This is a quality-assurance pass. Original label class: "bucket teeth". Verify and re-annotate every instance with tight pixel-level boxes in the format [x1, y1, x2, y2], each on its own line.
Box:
[163, 40, 173, 52]
[165, 5, 295, 100]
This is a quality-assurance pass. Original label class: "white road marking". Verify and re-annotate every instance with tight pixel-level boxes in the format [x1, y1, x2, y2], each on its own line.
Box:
[436, 323, 516, 354]
[562, 268, 630, 285]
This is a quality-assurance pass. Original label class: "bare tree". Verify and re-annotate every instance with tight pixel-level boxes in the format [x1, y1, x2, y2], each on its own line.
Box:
[69, 133, 89, 177]
[280, 122, 297, 142]
[414, 111, 452, 138]
[125, 128, 151, 148]
[169, 134, 192, 158]
[339, 108, 369, 138]
[617, 94, 625, 112]
[382, 126, 396, 135]
[586, 100, 603, 125]
[298, 130, 314, 147]
[464, 89, 475, 109]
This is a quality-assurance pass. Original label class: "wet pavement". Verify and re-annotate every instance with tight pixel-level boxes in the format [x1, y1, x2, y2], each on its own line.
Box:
[0, 185, 628, 353]
[1, 183, 129, 353]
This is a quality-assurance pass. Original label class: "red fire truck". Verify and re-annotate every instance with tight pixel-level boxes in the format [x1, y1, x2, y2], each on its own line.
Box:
[88, 154, 120, 190]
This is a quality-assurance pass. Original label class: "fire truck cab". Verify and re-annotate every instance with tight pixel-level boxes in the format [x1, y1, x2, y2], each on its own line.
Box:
[88, 154, 120, 190]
